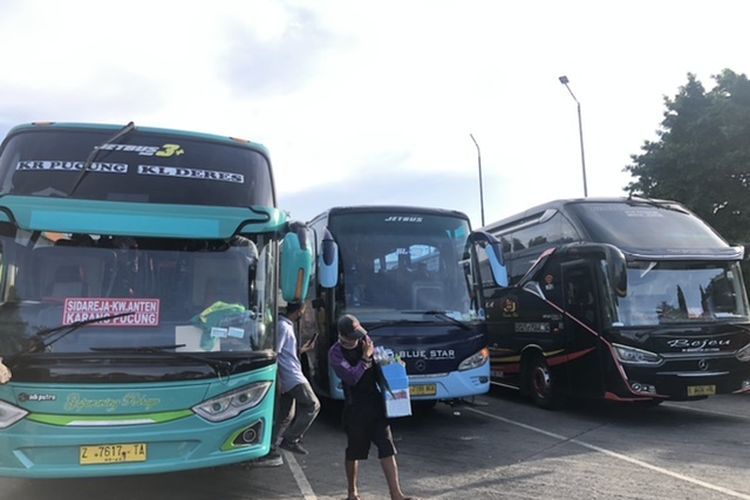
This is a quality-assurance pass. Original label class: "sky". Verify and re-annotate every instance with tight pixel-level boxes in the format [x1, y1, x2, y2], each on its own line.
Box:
[1, 0, 748, 228]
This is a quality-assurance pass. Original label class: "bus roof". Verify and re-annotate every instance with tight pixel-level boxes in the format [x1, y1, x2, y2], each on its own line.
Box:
[481, 196, 682, 234]
[6, 122, 269, 157]
[312, 205, 470, 224]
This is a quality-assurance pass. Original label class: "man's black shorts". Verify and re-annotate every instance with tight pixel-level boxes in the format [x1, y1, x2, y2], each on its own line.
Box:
[342, 398, 396, 460]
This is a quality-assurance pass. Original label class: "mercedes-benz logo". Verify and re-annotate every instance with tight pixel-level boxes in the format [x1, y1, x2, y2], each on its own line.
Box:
[415, 359, 427, 372]
[697, 359, 709, 371]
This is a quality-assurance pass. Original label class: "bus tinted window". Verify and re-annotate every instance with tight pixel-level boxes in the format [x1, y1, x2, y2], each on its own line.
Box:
[0, 129, 274, 207]
[568, 202, 726, 249]
[328, 212, 472, 318]
[509, 213, 579, 252]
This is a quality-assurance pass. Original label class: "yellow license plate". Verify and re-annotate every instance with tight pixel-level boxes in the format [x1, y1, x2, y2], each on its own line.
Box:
[409, 384, 437, 396]
[80, 443, 147, 465]
[687, 385, 716, 397]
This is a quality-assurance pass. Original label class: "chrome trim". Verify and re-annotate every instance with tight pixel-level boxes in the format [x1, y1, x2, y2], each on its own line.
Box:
[487, 209, 558, 236]
[409, 373, 449, 379]
[627, 251, 743, 261]
[656, 371, 729, 377]
[68, 419, 154, 426]
[661, 351, 737, 360]
[490, 381, 521, 390]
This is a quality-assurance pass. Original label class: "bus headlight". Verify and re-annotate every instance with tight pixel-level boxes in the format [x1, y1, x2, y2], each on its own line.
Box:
[0, 400, 28, 429]
[193, 382, 271, 422]
[737, 343, 750, 362]
[459, 348, 489, 371]
[612, 344, 663, 366]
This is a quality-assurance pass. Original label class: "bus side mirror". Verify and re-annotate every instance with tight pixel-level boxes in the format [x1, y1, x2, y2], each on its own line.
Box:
[608, 249, 628, 298]
[280, 222, 314, 303]
[319, 228, 339, 288]
[469, 230, 509, 288]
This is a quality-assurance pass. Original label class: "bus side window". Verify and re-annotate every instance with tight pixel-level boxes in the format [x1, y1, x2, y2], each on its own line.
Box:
[564, 266, 597, 327]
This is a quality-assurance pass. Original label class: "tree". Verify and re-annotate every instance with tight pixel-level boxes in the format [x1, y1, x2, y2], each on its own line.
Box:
[625, 69, 750, 244]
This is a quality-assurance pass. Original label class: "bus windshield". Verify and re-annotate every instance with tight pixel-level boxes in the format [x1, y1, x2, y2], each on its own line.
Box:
[0, 128, 274, 207]
[568, 201, 727, 250]
[612, 261, 750, 327]
[328, 211, 473, 323]
[0, 229, 276, 357]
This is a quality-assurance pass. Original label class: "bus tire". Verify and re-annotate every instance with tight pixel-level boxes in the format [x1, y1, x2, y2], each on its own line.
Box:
[525, 353, 562, 410]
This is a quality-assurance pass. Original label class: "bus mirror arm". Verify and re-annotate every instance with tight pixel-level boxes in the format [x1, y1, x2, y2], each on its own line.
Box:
[468, 231, 509, 288]
[562, 243, 628, 298]
[522, 281, 546, 300]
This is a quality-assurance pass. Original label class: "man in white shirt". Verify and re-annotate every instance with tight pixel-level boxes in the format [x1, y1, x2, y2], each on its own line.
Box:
[254, 301, 320, 467]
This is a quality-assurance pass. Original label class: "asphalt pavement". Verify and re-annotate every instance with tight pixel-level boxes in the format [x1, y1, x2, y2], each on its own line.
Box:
[2, 390, 748, 500]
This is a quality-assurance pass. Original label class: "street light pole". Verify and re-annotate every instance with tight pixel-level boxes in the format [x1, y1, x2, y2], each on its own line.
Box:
[558, 75, 588, 197]
[469, 133, 485, 227]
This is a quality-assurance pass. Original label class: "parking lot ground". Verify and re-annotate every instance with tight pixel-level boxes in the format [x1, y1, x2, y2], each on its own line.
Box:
[2, 391, 748, 500]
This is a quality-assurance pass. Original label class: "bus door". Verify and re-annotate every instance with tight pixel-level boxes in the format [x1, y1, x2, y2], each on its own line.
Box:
[560, 260, 605, 397]
[467, 233, 512, 382]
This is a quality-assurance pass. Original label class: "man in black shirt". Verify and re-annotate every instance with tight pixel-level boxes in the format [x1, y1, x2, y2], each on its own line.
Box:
[328, 314, 412, 500]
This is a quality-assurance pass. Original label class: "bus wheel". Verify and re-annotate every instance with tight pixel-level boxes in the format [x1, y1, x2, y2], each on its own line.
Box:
[526, 354, 562, 410]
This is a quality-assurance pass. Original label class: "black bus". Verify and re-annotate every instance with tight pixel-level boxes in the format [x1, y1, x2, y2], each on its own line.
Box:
[478, 197, 750, 408]
[301, 206, 506, 405]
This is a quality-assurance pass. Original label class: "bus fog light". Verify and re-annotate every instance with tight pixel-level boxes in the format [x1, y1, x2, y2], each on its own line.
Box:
[630, 382, 656, 395]
[233, 421, 263, 446]
[193, 382, 271, 422]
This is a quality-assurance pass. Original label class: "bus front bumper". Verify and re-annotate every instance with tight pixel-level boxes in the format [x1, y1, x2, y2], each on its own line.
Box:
[408, 363, 490, 401]
[0, 404, 273, 478]
[618, 358, 750, 400]
[329, 363, 490, 401]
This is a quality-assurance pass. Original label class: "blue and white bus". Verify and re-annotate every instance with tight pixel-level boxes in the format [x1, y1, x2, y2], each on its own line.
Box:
[301, 206, 506, 407]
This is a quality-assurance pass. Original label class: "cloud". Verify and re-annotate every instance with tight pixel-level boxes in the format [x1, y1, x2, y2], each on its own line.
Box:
[278, 164, 500, 228]
[221, 5, 339, 97]
[0, 76, 166, 126]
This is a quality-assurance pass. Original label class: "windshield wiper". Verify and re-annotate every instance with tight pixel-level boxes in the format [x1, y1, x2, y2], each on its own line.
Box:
[10, 311, 137, 360]
[364, 319, 425, 332]
[89, 345, 232, 378]
[68, 121, 136, 196]
[626, 195, 689, 214]
[401, 310, 472, 331]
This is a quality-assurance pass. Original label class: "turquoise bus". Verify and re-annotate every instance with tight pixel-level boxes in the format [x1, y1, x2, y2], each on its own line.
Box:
[0, 122, 312, 477]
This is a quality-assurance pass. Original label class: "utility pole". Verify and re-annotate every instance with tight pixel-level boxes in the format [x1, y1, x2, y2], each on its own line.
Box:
[558, 75, 588, 197]
[469, 133, 486, 226]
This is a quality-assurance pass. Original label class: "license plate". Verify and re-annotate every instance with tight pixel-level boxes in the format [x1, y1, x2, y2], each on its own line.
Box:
[687, 385, 716, 397]
[409, 384, 437, 396]
[80, 443, 147, 465]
